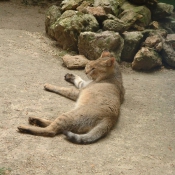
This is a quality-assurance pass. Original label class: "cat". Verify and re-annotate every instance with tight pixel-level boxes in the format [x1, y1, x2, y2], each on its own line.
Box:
[17, 51, 125, 144]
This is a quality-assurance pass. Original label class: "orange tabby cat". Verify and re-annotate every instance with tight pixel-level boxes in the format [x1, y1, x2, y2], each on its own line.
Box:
[18, 51, 125, 144]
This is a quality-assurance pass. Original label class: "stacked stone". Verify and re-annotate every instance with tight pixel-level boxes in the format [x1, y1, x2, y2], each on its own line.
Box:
[45, 0, 175, 70]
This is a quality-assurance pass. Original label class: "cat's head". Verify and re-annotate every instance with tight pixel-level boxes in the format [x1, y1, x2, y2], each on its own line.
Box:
[85, 51, 118, 81]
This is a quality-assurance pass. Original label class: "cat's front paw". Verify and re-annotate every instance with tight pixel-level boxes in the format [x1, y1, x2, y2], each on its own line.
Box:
[64, 73, 75, 84]
[44, 83, 52, 91]
[44, 83, 49, 89]
[28, 117, 38, 126]
[17, 126, 30, 133]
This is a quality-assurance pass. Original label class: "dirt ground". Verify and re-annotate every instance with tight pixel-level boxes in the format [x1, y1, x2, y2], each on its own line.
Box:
[0, 1, 175, 175]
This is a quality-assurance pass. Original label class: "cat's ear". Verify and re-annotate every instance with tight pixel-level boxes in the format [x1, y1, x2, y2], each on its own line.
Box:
[100, 51, 111, 58]
[105, 57, 116, 67]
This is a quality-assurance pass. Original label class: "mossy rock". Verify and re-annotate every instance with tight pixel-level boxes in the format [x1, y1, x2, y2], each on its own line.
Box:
[51, 10, 99, 51]
[120, 2, 151, 29]
[78, 31, 124, 61]
[132, 47, 162, 70]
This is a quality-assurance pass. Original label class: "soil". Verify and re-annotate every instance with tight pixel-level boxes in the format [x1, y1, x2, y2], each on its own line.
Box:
[0, 1, 175, 175]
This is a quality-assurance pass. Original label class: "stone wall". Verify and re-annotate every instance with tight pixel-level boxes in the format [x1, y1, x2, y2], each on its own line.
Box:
[45, 0, 175, 70]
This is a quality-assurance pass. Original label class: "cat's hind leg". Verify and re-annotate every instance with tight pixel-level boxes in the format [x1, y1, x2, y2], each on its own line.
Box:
[65, 73, 92, 89]
[18, 113, 73, 137]
[18, 116, 63, 137]
[28, 117, 52, 127]
[18, 125, 57, 137]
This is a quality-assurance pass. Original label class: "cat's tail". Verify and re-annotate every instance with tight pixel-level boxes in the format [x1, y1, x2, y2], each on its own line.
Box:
[63, 120, 112, 144]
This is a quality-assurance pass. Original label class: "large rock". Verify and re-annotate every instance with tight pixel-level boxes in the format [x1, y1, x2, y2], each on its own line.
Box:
[82, 6, 107, 21]
[94, 0, 126, 16]
[159, 16, 175, 34]
[103, 17, 130, 33]
[78, 31, 124, 61]
[132, 47, 162, 70]
[76, 1, 92, 12]
[141, 29, 167, 39]
[151, 3, 174, 20]
[120, 2, 151, 31]
[121, 31, 144, 61]
[62, 54, 89, 69]
[61, 0, 83, 11]
[45, 5, 61, 36]
[50, 10, 99, 51]
[128, 0, 157, 6]
[142, 35, 163, 52]
[161, 34, 175, 68]
[166, 34, 175, 46]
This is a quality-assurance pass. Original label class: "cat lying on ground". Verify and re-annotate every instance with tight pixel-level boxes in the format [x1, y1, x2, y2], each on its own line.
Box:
[18, 51, 125, 144]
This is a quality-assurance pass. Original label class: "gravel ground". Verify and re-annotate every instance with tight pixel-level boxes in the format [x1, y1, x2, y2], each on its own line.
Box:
[0, 1, 175, 175]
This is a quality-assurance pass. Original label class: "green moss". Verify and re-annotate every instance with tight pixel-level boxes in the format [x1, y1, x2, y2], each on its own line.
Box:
[0, 167, 11, 175]
[106, 38, 111, 44]
[85, 34, 95, 41]
[159, 0, 175, 6]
